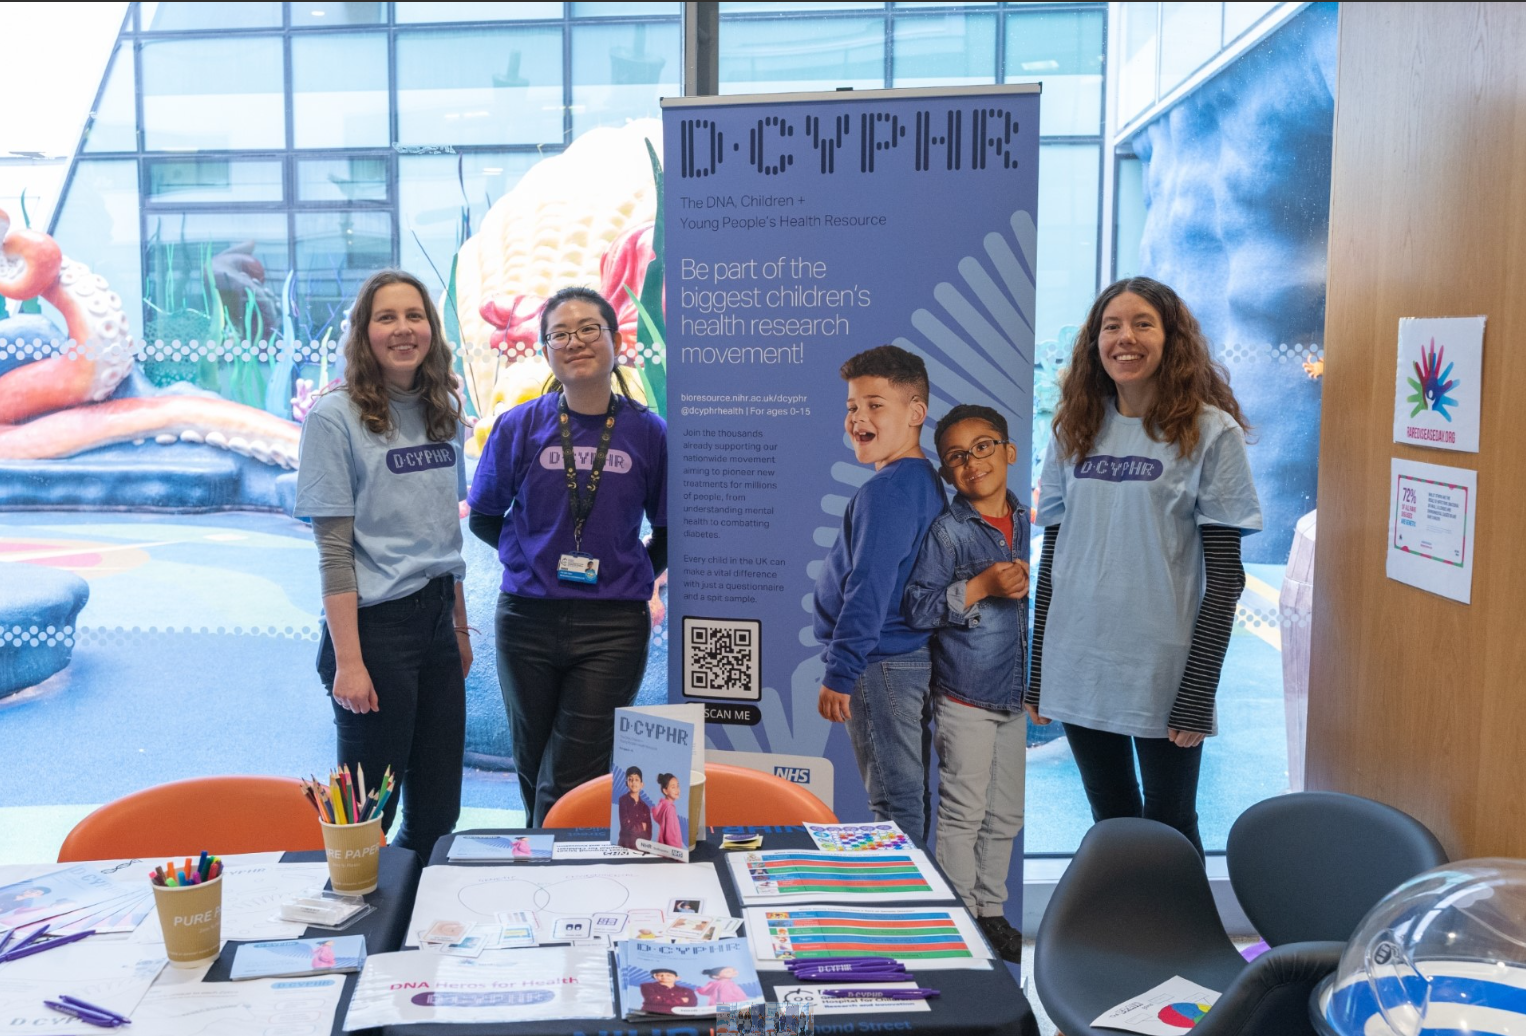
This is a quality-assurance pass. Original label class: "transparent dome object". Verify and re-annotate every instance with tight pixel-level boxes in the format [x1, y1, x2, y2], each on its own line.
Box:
[1314, 858, 1526, 1036]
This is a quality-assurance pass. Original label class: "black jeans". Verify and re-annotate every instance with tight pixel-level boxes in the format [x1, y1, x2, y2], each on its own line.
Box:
[495, 593, 651, 825]
[318, 575, 464, 861]
[1062, 721, 1205, 858]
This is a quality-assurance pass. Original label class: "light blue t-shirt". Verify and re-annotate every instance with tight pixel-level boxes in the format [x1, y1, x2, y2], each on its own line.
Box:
[1036, 402, 1262, 737]
[294, 386, 466, 606]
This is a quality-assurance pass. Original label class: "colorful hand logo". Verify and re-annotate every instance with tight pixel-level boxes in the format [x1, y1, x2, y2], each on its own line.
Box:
[1407, 337, 1459, 420]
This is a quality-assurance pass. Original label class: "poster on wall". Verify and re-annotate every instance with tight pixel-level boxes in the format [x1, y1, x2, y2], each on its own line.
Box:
[660, 85, 1040, 830]
[1386, 457, 1477, 604]
[1392, 316, 1485, 452]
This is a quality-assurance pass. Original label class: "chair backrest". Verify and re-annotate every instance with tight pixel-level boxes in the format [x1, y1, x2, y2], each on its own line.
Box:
[542, 762, 838, 829]
[58, 776, 329, 861]
[1226, 790, 1447, 946]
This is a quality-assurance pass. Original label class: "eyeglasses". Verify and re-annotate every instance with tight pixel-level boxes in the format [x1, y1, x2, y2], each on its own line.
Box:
[544, 323, 611, 349]
[941, 437, 1009, 469]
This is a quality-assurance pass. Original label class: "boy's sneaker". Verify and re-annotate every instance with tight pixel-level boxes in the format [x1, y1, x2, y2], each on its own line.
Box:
[976, 914, 1024, 964]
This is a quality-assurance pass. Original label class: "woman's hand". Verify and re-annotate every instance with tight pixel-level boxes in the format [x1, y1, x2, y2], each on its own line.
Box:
[333, 662, 379, 714]
[1024, 702, 1050, 726]
[818, 685, 852, 723]
[456, 629, 474, 677]
[1168, 727, 1206, 748]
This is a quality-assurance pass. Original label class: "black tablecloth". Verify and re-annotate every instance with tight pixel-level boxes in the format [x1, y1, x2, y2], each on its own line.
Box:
[199, 845, 421, 1036]
[361, 826, 1038, 1036]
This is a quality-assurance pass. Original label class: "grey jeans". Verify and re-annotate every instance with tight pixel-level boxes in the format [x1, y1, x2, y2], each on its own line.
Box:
[932, 694, 1026, 916]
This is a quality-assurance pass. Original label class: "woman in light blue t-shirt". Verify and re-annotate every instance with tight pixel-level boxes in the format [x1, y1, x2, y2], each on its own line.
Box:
[294, 269, 472, 861]
[1025, 277, 1262, 858]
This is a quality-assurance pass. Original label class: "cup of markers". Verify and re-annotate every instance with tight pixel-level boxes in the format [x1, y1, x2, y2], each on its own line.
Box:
[304, 765, 392, 895]
[150, 853, 223, 968]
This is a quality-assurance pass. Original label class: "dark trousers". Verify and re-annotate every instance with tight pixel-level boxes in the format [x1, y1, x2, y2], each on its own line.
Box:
[319, 575, 464, 861]
[495, 593, 651, 825]
[1062, 721, 1205, 858]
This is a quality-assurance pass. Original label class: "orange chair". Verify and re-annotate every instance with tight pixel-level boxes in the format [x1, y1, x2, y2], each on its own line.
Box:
[58, 776, 329, 862]
[542, 761, 838, 829]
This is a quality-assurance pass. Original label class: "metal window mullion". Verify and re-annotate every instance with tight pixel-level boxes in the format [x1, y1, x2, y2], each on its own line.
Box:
[563, 3, 574, 146]
[883, 3, 893, 89]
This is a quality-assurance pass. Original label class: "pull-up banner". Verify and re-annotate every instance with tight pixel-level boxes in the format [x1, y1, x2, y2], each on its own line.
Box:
[661, 86, 1039, 833]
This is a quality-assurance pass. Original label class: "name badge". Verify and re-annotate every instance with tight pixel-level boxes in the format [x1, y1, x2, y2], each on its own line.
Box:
[557, 552, 600, 585]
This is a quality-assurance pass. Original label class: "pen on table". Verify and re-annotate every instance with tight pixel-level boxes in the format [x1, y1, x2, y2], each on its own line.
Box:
[44, 999, 124, 1028]
[6, 924, 49, 955]
[823, 988, 940, 1000]
[61, 994, 133, 1026]
[0, 929, 96, 963]
[0, 930, 13, 957]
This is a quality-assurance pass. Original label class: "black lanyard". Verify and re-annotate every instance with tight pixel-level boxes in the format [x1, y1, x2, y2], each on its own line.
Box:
[558, 391, 618, 553]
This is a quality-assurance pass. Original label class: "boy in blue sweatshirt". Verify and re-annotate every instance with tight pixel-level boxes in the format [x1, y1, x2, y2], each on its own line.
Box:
[814, 345, 946, 841]
[903, 403, 1029, 963]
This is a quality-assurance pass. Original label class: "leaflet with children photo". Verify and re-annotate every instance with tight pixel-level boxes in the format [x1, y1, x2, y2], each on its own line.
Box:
[609, 704, 705, 862]
[615, 938, 763, 1021]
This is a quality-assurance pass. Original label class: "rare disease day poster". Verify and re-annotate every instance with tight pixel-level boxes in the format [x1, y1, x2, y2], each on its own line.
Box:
[660, 87, 1040, 841]
[1387, 457, 1477, 603]
[1392, 316, 1485, 452]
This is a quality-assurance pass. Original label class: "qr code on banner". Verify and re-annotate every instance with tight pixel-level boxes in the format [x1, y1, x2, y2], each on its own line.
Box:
[683, 616, 762, 701]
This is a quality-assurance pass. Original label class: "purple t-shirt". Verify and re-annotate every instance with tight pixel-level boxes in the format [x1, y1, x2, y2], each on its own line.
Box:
[468, 392, 666, 601]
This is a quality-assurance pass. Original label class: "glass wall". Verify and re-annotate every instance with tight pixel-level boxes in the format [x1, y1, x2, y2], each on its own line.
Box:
[1117, 0, 1287, 125]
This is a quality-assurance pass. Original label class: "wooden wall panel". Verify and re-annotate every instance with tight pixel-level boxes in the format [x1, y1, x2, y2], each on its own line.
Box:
[1307, 2, 1526, 859]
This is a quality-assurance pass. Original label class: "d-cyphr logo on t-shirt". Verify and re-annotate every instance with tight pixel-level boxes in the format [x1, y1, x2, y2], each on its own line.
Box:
[386, 444, 456, 473]
[1074, 455, 1163, 482]
[540, 447, 633, 473]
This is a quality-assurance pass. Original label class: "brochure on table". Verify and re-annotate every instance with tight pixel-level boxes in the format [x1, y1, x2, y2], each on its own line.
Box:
[343, 946, 614, 1029]
[773, 983, 934, 1016]
[611, 703, 705, 861]
[1092, 975, 1221, 1034]
[230, 935, 367, 980]
[1392, 315, 1485, 453]
[744, 905, 992, 971]
[1386, 457, 1478, 604]
[616, 938, 764, 1020]
[448, 833, 556, 861]
[727, 847, 956, 903]
[405, 861, 734, 947]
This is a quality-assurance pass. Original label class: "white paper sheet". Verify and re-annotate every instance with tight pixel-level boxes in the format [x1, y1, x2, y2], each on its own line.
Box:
[131, 859, 329, 945]
[743, 905, 993, 971]
[0, 941, 165, 1027]
[1386, 457, 1478, 603]
[133, 966, 345, 1035]
[1092, 975, 1220, 1034]
[343, 947, 614, 1029]
[551, 841, 647, 860]
[727, 847, 956, 903]
[406, 862, 733, 947]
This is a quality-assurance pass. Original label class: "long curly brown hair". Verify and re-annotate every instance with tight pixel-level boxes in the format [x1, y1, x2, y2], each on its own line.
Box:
[1052, 277, 1248, 462]
[341, 269, 463, 442]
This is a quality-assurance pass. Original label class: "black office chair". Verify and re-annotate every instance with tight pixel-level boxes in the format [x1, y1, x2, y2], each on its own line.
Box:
[1033, 792, 1448, 1036]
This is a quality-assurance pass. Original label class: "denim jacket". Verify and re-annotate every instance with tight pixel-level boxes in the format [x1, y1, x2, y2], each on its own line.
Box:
[903, 490, 1030, 711]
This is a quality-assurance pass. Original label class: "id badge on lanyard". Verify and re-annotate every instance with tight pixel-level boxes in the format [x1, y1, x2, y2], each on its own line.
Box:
[556, 392, 618, 585]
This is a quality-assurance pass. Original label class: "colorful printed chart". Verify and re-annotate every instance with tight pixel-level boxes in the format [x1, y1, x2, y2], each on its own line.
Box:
[744, 906, 991, 971]
[804, 822, 912, 853]
[726, 849, 954, 904]
[1159, 1001, 1213, 1028]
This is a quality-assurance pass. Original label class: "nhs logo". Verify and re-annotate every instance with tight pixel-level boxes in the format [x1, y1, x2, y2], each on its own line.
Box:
[774, 766, 811, 784]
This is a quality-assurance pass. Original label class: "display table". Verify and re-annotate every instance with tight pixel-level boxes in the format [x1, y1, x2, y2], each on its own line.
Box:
[368, 826, 1040, 1036]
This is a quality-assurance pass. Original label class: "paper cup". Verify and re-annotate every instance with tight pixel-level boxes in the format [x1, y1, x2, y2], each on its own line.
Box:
[688, 769, 706, 850]
[152, 875, 223, 968]
[321, 816, 383, 894]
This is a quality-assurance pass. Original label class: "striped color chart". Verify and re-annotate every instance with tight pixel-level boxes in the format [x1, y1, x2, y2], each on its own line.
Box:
[762, 908, 975, 960]
[744, 852, 933, 896]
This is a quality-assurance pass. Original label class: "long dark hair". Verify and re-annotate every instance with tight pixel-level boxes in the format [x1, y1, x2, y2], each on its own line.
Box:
[341, 269, 462, 442]
[538, 285, 645, 408]
[1053, 276, 1248, 461]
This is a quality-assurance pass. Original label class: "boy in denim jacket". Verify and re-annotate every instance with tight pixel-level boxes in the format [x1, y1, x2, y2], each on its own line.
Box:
[904, 404, 1028, 963]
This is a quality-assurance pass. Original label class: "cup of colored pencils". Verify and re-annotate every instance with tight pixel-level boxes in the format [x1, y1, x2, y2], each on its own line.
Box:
[149, 852, 223, 967]
[303, 765, 392, 895]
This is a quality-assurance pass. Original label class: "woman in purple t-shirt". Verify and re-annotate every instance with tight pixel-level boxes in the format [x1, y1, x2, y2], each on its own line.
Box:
[467, 287, 668, 824]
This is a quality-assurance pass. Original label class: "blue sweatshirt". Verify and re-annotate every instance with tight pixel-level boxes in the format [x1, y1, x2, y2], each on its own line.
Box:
[813, 457, 947, 694]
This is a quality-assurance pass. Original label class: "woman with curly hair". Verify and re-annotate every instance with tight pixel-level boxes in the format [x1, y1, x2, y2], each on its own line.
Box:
[1025, 277, 1262, 857]
[294, 269, 471, 860]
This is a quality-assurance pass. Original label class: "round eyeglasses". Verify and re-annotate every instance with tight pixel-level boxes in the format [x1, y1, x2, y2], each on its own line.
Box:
[941, 437, 1010, 469]
[544, 323, 611, 349]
